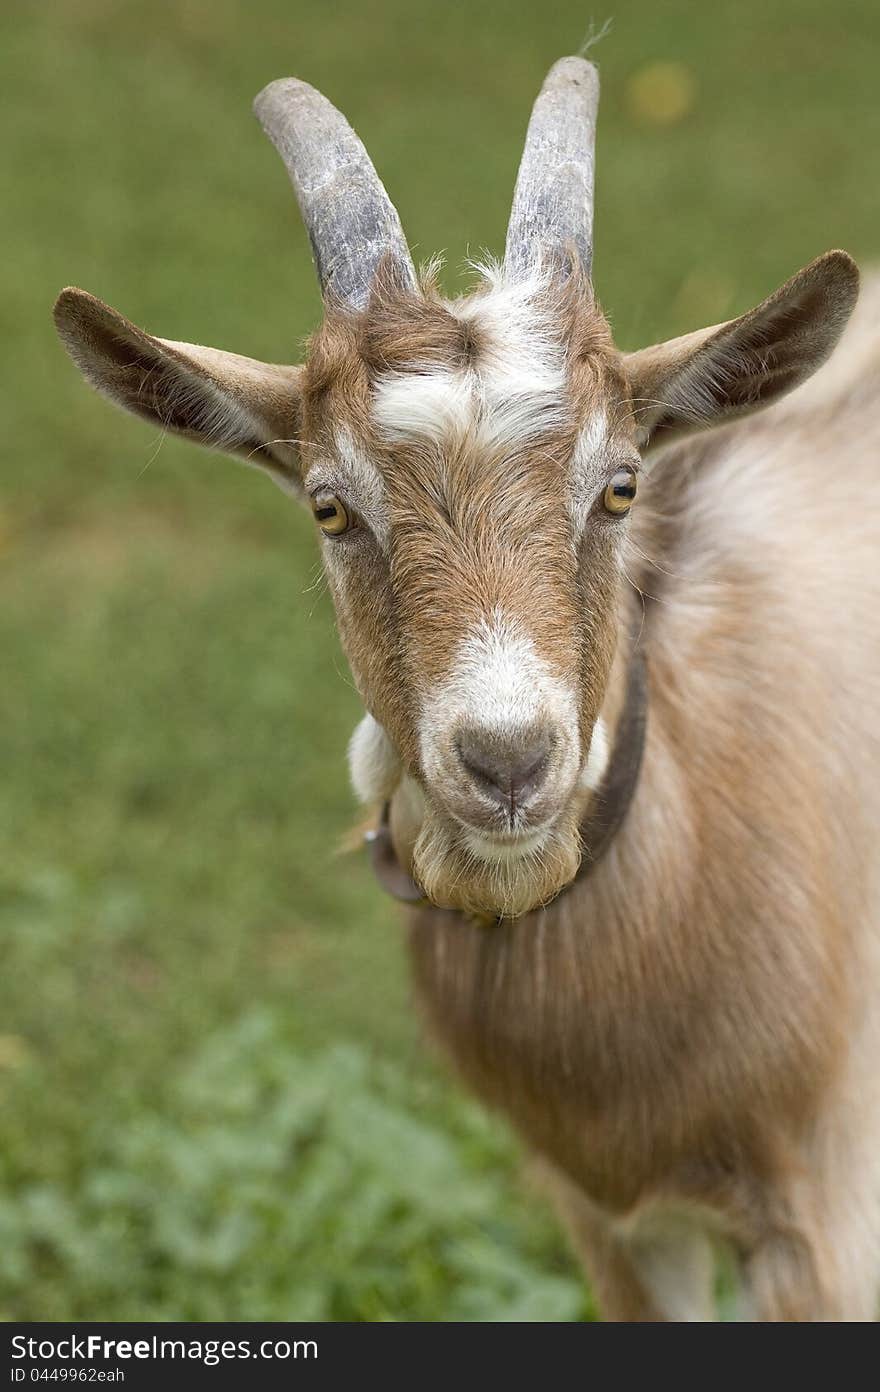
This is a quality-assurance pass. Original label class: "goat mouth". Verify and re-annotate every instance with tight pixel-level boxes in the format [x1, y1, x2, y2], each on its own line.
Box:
[459, 824, 552, 865]
[438, 781, 570, 853]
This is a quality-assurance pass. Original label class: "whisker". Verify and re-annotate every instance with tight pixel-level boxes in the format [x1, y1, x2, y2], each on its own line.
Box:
[621, 563, 650, 641]
[626, 536, 702, 587]
[138, 425, 170, 475]
[302, 562, 327, 596]
[330, 653, 359, 694]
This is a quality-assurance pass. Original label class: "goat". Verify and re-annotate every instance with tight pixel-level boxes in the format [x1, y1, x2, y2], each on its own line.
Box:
[53, 58, 880, 1320]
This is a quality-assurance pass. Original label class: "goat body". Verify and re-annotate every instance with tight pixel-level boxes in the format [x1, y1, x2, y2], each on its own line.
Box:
[408, 279, 880, 1320]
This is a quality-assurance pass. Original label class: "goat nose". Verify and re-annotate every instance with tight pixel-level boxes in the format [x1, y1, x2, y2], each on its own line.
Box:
[456, 726, 553, 809]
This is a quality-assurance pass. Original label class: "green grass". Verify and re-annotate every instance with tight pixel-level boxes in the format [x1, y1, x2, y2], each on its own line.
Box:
[1, 0, 877, 1321]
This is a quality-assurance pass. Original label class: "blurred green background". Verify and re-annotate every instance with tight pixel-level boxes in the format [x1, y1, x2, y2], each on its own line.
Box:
[1, 0, 877, 1321]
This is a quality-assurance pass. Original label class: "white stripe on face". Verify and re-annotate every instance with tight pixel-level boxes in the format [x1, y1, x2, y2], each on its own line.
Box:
[372, 265, 569, 455]
[418, 607, 581, 795]
[567, 409, 612, 531]
[304, 427, 390, 550]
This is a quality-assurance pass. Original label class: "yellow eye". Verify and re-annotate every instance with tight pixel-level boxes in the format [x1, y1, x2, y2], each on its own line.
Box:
[603, 469, 638, 516]
[311, 491, 351, 536]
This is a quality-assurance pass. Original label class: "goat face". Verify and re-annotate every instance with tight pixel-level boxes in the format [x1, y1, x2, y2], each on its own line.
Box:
[52, 59, 859, 916]
[304, 263, 637, 914]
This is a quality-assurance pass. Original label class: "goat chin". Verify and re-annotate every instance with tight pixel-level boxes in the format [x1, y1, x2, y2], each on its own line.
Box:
[412, 805, 583, 919]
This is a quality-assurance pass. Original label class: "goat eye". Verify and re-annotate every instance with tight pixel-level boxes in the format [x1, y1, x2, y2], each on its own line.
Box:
[603, 469, 638, 516]
[311, 491, 351, 536]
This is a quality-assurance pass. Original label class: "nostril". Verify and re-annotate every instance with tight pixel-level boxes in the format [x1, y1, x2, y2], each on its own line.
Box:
[455, 726, 553, 808]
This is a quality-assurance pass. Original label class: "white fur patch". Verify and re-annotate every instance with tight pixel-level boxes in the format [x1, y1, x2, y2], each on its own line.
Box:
[614, 1208, 717, 1322]
[581, 408, 608, 453]
[568, 409, 614, 530]
[581, 716, 609, 792]
[348, 713, 401, 804]
[456, 262, 568, 399]
[461, 826, 551, 864]
[373, 371, 474, 445]
[419, 607, 580, 794]
[423, 608, 577, 738]
[373, 264, 568, 455]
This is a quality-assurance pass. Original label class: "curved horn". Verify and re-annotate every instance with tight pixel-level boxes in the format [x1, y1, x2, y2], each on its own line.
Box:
[504, 57, 599, 280]
[254, 78, 418, 310]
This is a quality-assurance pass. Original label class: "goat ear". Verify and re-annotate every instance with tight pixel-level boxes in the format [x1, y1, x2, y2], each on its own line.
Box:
[53, 288, 303, 489]
[624, 251, 859, 453]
